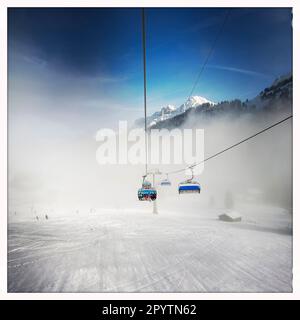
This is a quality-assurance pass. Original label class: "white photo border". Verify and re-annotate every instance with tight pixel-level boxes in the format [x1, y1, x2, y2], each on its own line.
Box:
[0, 0, 298, 300]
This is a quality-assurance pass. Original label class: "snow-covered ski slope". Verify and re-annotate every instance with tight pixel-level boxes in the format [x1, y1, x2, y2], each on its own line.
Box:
[8, 205, 292, 293]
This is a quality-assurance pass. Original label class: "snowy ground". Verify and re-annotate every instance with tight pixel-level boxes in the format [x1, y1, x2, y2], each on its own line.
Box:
[8, 204, 292, 292]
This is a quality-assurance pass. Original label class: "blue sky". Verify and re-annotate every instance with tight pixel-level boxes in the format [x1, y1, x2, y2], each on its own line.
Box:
[8, 8, 292, 118]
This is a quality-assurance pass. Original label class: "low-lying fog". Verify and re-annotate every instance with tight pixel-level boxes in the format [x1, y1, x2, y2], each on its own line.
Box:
[8, 97, 292, 220]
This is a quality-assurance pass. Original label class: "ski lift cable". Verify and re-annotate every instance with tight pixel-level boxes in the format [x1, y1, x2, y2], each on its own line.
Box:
[141, 9, 229, 179]
[142, 8, 148, 176]
[187, 9, 231, 100]
[140, 9, 291, 179]
[164, 115, 293, 176]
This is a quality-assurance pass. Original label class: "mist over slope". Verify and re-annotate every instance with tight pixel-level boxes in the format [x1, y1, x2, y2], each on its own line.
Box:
[134, 73, 292, 213]
[8, 74, 292, 219]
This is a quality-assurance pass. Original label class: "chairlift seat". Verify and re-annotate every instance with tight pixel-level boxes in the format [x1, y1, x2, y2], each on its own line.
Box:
[160, 179, 171, 186]
[138, 188, 157, 201]
[178, 180, 201, 194]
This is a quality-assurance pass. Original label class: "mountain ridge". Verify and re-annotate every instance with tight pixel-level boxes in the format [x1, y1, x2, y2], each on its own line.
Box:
[134, 73, 292, 129]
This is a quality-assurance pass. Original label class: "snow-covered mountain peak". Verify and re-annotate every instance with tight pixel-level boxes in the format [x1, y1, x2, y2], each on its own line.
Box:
[179, 95, 215, 113]
[161, 104, 176, 114]
[134, 95, 215, 128]
[186, 96, 214, 107]
[133, 73, 292, 129]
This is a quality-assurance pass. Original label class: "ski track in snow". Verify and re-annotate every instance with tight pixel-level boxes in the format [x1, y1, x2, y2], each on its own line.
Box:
[8, 209, 292, 292]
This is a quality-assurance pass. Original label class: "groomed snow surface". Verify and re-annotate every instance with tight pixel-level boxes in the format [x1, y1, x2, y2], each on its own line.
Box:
[8, 204, 292, 293]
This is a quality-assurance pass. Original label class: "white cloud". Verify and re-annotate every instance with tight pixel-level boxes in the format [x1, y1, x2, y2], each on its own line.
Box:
[208, 64, 273, 79]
